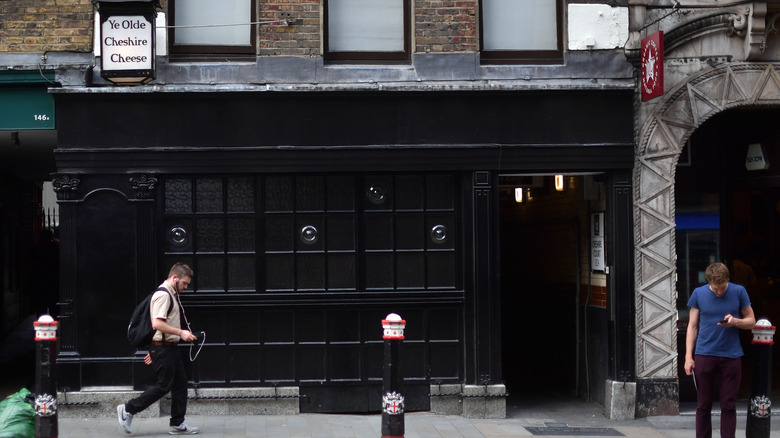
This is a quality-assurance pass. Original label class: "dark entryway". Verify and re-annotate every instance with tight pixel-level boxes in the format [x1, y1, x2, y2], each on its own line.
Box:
[499, 174, 608, 402]
[676, 108, 780, 401]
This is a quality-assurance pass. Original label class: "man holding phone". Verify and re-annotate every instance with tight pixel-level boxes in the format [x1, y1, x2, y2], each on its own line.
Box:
[684, 262, 756, 438]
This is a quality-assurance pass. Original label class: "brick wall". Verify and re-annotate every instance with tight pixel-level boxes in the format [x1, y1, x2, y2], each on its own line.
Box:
[260, 0, 320, 56]
[415, 0, 477, 53]
[0, 0, 93, 53]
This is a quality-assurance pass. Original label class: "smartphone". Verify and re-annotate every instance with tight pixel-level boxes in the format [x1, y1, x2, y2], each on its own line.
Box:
[719, 319, 728, 324]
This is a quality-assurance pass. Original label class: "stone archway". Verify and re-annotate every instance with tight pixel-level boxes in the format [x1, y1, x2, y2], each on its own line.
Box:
[634, 62, 780, 413]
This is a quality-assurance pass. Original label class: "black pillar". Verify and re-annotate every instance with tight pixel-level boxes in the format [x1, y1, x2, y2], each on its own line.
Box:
[747, 319, 775, 438]
[34, 315, 59, 438]
[381, 314, 405, 438]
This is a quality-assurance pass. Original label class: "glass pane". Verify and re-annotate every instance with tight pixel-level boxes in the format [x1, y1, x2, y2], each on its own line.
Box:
[366, 253, 393, 289]
[265, 215, 294, 251]
[165, 178, 192, 213]
[174, 0, 252, 46]
[427, 175, 454, 210]
[265, 176, 293, 212]
[328, 253, 356, 289]
[196, 178, 223, 212]
[427, 252, 455, 288]
[196, 218, 224, 252]
[395, 175, 424, 210]
[165, 219, 192, 252]
[396, 214, 424, 249]
[427, 215, 454, 249]
[296, 216, 324, 251]
[227, 177, 255, 212]
[327, 175, 355, 211]
[297, 254, 325, 290]
[365, 215, 392, 250]
[397, 252, 424, 288]
[228, 255, 255, 290]
[327, 216, 355, 251]
[296, 175, 325, 211]
[328, 0, 405, 52]
[482, 0, 557, 50]
[365, 176, 393, 211]
[196, 256, 224, 291]
[228, 218, 255, 251]
[266, 254, 294, 290]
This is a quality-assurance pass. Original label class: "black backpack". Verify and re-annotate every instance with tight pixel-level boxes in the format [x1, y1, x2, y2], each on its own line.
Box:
[127, 287, 174, 348]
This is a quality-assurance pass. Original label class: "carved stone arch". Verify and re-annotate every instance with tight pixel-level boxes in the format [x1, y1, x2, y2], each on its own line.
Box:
[634, 63, 780, 382]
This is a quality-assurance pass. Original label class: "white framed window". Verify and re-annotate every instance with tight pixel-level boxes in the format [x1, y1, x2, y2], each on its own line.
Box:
[169, 0, 255, 57]
[480, 0, 563, 64]
[325, 0, 410, 62]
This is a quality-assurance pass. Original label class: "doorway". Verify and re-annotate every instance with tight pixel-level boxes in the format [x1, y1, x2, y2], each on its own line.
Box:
[499, 174, 607, 403]
[676, 108, 780, 400]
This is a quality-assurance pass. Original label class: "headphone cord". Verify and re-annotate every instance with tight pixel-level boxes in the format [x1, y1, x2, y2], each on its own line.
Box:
[176, 292, 206, 362]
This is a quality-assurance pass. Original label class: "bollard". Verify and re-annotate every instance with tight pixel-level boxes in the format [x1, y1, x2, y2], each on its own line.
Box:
[381, 313, 405, 438]
[746, 319, 775, 438]
[34, 314, 58, 438]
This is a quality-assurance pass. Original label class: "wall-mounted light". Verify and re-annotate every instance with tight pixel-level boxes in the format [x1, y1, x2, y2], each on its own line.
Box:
[515, 187, 523, 203]
[554, 174, 565, 191]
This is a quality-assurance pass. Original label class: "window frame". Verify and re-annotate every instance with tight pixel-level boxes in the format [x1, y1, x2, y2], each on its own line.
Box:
[323, 0, 411, 63]
[478, 0, 564, 65]
[168, 0, 256, 58]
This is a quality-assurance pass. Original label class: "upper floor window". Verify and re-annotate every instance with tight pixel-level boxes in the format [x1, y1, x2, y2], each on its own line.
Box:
[480, 0, 563, 64]
[324, 0, 410, 62]
[169, 0, 255, 58]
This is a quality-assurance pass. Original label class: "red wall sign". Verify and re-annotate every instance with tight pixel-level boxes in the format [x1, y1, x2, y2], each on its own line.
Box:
[641, 31, 664, 101]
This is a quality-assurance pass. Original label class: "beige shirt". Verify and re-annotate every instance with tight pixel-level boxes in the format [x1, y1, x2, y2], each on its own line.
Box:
[150, 282, 181, 343]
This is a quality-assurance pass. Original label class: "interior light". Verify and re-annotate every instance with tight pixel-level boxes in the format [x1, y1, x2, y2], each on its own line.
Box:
[555, 174, 565, 191]
[515, 187, 523, 203]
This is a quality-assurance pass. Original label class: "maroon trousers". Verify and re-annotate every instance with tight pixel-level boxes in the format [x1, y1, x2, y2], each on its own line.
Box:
[694, 354, 742, 438]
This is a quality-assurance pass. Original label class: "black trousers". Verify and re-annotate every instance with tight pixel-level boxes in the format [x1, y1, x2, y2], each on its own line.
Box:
[126, 345, 188, 427]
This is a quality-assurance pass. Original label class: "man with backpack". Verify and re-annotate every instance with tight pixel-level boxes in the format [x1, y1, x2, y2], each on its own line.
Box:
[117, 262, 200, 435]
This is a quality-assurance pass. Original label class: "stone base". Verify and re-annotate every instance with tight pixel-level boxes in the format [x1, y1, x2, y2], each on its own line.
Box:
[430, 384, 463, 415]
[604, 380, 636, 420]
[58, 386, 299, 418]
[461, 384, 507, 419]
[636, 378, 679, 417]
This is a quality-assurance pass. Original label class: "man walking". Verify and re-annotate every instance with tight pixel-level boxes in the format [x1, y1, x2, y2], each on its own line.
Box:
[118, 262, 200, 435]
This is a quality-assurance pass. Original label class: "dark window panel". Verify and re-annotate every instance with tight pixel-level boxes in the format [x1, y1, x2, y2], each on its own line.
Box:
[196, 178, 224, 212]
[266, 253, 294, 291]
[227, 177, 255, 212]
[196, 218, 224, 252]
[396, 252, 424, 288]
[165, 178, 192, 213]
[297, 253, 325, 290]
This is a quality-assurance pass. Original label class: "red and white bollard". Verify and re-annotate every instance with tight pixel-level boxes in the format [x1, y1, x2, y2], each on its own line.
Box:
[381, 313, 405, 438]
[747, 319, 775, 438]
[34, 314, 58, 438]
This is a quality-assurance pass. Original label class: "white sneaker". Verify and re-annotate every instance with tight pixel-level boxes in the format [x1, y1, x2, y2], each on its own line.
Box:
[169, 422, 200, 435]
[117, 404, 133, 434]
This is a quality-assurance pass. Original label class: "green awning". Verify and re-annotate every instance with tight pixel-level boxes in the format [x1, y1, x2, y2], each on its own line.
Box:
[0, 71, 56, 130]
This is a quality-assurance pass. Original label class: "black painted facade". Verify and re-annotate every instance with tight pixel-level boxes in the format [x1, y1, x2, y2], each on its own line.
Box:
[52, 89, 635, 412]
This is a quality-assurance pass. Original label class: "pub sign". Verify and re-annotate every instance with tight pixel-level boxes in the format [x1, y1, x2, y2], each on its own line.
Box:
[641, 31, 664, 101]
[99, 1, 156, 85]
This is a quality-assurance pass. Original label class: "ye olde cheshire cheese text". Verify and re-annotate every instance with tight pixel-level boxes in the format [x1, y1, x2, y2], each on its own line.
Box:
[104, 18, 150, 64]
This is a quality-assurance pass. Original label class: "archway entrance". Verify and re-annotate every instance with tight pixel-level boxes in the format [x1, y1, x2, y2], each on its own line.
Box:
[675, 108, 780, 400]
[634, 63, 780, 413]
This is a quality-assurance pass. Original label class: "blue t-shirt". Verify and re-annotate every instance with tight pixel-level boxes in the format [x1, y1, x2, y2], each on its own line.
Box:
[687, 282, 751, 358]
